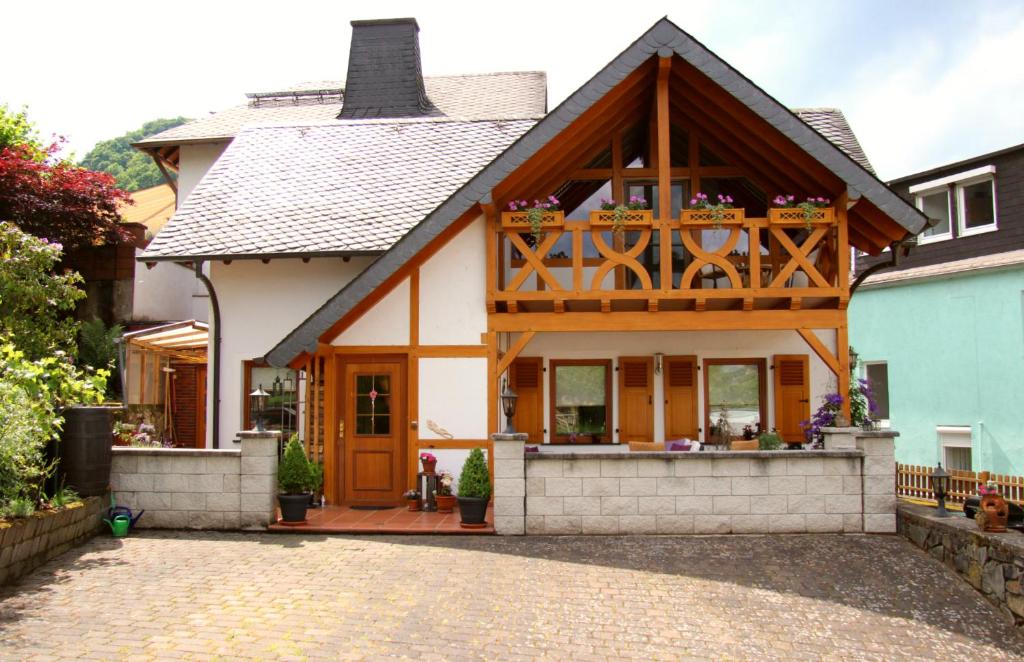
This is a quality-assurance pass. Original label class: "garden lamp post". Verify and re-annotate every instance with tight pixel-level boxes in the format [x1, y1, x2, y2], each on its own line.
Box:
[500, 381, 519, 434]
[249, 384, 270, 432]
[848, 346, 859, 373]
[930, 463, 950, 517]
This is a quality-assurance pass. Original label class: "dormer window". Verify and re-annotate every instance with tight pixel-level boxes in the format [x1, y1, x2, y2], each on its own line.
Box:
[908, 164, 997, 242]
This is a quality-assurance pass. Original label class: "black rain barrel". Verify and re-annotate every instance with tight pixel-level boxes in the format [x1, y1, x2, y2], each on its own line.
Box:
[58, 406, 114, 497]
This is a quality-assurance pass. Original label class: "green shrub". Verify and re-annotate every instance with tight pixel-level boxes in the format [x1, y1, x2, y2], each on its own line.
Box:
[7, 498, 36, 519]
[278, 435, 315, 494]
[758, 431, 784, 451]
[457, 448, 491, 499]
[78, 318, 122, 398]
[50, 485, 80, 509]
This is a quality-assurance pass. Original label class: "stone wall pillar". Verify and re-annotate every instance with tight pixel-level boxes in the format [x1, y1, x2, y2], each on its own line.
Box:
[856, 431, 899, 533]
[238, 430, 281, 530]
[820, 426, 859, 450]
[491, 433, 527, 535]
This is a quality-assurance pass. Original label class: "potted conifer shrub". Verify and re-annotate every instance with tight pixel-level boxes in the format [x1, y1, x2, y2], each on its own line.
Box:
[456, 448, 491, 529]
[277, 435, 316, 524]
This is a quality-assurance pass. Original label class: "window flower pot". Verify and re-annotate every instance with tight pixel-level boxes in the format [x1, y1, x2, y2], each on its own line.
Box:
[435, 494, 456, 514]
[588, 209, 653, 229]
[278, 493, 310, 524]
[681, 209, 745, 226]
[457, 496, 488, 528]
[767, 207, 835, 226]
[501, 211, 564, 231]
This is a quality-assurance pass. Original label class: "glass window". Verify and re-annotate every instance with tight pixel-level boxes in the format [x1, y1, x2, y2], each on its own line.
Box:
[916, 190, 952, 240]
[704, 360, 765, 443]
[551, 360, 611, 443]
[864, 362, 890, 420]
[625, 180, 688, 289]
[958, 178, 996, 233]
[944, 446, 972, 472]
[244, 361, 298, 439]
[354, 373, 391, 436]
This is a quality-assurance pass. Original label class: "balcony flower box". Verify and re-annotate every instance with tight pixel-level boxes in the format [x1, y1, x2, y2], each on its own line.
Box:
[768, 207, 835, 227]
[680, 208, 745, 226]
[501, 210, 564, 232]
[588, 209, 653, 229]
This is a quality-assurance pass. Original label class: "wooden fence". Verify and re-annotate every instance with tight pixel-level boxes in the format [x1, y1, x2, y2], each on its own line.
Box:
[896, 463, 1024, 506]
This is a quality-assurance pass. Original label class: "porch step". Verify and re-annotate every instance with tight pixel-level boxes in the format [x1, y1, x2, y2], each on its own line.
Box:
[266, 504, 494, 535]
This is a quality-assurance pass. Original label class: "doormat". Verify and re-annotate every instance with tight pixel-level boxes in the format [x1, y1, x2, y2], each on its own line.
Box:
[349, 506, 397, 511]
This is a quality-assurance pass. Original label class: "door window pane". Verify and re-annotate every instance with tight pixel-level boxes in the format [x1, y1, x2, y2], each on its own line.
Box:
[552, 362, 609, 441]
[354, 373, 391, 436]
[960, 180, 995, 230]
[917, 191, 951, 237]
[706, 362, 763, 440]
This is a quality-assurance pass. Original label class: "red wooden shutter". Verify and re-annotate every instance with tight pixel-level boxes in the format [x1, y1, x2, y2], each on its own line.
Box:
[773, 354, 810, 443]
[664, 356, 698, 440]
[618, 357, 653, 443]
[510, 357, 543, 442]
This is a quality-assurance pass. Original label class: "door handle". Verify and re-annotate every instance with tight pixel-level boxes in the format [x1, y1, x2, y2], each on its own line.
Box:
[338, 419, 344, 437]
[799, 399, 809, 403]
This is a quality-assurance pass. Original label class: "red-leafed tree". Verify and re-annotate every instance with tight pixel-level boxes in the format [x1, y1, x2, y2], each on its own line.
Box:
[0, 106, 132, 250]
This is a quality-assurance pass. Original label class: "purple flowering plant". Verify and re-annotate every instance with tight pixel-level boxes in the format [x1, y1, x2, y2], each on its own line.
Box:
[771, 194, 831, 229]
[800, 379, 878, 445]
[508, 196, 560, 243]
[688, 192, 734, 228]
[599, 195, 649, 234]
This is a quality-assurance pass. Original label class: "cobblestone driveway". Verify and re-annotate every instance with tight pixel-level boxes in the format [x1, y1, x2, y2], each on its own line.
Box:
[1, 532, 1022, 661]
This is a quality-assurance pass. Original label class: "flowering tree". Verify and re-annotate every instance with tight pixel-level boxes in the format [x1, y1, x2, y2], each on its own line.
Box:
[0, 106, 131, 250]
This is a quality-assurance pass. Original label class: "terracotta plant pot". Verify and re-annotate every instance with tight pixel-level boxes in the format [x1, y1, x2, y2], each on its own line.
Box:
[421, 459, 437, 474]
[407, 499, 421, 512]
[979, 493, 1009, 532]
[435, 494, 456, 513]
[458, 496, 489, 528]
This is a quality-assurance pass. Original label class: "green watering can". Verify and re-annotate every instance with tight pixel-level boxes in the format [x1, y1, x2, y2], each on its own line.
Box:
[103, 514, 131, 538]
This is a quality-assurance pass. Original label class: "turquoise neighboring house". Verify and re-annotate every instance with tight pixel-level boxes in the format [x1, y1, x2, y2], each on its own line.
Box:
[851, 143, 1024, 476]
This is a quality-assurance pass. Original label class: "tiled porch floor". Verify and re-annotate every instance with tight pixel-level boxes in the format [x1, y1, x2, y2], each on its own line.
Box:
[267, 504, 494, 534]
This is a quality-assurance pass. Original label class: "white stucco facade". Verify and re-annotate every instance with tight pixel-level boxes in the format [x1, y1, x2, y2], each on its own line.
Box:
[131, 258, 209, 323]
[177, 142, 228, 204]
[420, 217, 487, 345]
[331, 277, 410, 346]
[208, 257, 373, 446]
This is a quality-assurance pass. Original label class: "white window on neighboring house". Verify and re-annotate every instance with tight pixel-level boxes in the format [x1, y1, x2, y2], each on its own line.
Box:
[938, 426, 972, 471]
[862, 361, 890, 426]
[914, 188, 952, 243]
[957, 176, 998, 236]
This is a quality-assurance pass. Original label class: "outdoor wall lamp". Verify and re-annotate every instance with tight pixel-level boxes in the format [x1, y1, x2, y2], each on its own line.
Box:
[930, 463, 951, 518]
[500, 380, 519, 434]
[249, 384, 270, 432]
[848, 346, 859, 373]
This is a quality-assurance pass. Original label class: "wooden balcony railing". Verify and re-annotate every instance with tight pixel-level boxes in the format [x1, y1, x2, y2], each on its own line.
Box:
[491, 207, 848, 314]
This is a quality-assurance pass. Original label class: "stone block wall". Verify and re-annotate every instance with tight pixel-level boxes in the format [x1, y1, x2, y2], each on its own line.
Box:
[899, 502, 1023, 629]
[110, 432, 278, 530]
[0, 496, 105, 586]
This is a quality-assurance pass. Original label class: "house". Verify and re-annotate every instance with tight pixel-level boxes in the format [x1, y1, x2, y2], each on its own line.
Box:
[850, 143, 1024, 475]
[136, 17, 925, 507]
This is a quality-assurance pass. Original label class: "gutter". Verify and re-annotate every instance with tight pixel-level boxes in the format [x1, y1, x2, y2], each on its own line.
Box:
[192, 261, 222, 449]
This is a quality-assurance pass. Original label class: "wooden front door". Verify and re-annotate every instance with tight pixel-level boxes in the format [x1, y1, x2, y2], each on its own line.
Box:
[340, 359, 406, 506]
[773, 354, 810, 443]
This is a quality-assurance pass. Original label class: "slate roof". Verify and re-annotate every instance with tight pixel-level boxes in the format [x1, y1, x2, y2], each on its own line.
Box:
[265, 17, 928, 366]
[136, 72, 547, 146]
[140, 119, 536, 259]
[860, 248, 1024, 288]
[793, 108, 874, 174]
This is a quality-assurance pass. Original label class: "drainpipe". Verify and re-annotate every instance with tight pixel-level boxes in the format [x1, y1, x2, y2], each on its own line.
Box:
[193, 260, 221, 449]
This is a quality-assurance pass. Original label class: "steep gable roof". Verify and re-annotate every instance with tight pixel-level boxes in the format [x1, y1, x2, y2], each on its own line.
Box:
[265, 17, 927, 366]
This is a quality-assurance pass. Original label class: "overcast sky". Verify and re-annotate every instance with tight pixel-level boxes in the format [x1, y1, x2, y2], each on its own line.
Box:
[3, 0, 1022, 181]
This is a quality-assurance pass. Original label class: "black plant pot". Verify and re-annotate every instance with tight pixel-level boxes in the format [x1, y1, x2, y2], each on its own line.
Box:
[457, 496, 489, 528]
[278, 493, 310, 523]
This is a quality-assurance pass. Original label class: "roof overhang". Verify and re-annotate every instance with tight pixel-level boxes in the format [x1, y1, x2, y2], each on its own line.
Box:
[124, 320, 208, 363]
[136, 249, 385, 265]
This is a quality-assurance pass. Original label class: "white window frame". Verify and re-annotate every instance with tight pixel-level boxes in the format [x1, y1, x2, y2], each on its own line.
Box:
[937, 426, 972, 471]
[861, 361, 890, 428]
[913, 187, 953, 244]
[956, 176, 998, 237]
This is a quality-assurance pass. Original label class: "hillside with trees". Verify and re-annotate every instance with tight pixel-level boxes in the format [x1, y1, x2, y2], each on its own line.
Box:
[80, 117, 189, 191]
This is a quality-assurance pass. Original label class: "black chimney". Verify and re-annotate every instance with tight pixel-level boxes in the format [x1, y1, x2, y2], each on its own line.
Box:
[338, 18, 435, 119]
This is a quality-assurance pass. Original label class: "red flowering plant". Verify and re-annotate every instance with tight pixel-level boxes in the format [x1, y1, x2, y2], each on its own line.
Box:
[508, 196, 560, 243]
[978, 481, 1000, 497]
[771, 194, 831, 230]
[689, 192, 734, 228]
[418, 452, 436, 463]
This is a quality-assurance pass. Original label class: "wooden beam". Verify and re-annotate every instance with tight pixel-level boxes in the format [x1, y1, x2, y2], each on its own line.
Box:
[657, 56, 672, 291]
[836, 190, 851, 292]
[483, 200, 497, 314]
[489, 309, 845, 333]
[837, 321, 851, 420]
[486, 331, 498, 435]
[496, 331, 536, 378]
[796, 328, 841, 377]
[409, 268, 420, 346]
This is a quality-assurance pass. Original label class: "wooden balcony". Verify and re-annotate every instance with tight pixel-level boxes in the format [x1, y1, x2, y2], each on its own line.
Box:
[489, 207, 849, 314]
